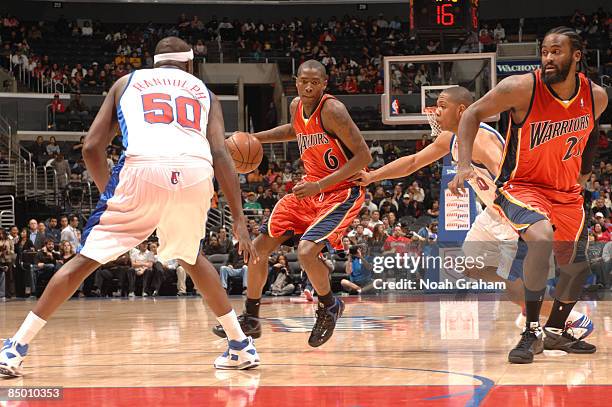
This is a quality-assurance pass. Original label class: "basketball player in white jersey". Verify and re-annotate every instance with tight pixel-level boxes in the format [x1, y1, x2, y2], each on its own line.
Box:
[351, 86, 593, 336]
[0, 37, 260, 376]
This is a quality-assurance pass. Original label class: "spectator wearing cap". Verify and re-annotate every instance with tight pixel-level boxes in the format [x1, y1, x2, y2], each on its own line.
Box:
[592, 198, 610, 220]
[398, 193, 414, 218]
[244, 191, 262, 211]
[595, 212, 612, 232]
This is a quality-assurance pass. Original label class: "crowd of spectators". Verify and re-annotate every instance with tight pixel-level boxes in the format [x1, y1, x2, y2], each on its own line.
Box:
[3, 132, 612, 299]
[2, 8, 609, 97]
[1, 8, 611, 298]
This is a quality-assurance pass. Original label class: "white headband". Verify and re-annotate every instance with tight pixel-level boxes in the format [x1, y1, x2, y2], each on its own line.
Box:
[154, 49, 194, 64]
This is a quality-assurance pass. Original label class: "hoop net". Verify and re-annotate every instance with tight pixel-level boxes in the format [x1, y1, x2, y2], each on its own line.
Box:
[424, 107, 442, 138]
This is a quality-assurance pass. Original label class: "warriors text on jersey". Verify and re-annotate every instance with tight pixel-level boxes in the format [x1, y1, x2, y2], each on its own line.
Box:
[497, 70, 595, 193]
[118, 67, 213, 165]
[292, 94, 356, 192]
[451, 122, 505, 208]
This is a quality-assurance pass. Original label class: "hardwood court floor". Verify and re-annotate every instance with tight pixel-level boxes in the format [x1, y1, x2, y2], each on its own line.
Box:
[0, 294, 610, 406]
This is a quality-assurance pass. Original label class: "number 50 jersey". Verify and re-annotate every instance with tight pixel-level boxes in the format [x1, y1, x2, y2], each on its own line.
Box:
[118, 67, 213, 164]
[293, 94, 360, 192]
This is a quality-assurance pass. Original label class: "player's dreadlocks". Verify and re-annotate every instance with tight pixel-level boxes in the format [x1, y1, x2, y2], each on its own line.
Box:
[543, 26, 588, 73]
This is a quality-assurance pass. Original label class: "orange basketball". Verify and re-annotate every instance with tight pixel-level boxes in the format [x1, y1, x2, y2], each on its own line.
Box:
[225, 131, 264, 174]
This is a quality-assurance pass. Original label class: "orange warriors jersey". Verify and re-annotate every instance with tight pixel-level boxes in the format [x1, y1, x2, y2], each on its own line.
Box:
[497, 70, 595, 194]
[293, 94, 356, 192]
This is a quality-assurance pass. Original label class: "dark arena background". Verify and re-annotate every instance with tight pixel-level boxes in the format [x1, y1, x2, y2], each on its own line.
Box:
[0, 0, 611, 406]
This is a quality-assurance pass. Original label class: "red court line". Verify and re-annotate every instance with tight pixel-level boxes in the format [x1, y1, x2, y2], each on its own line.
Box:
[18, 385, 612, 406]
[484, 385, 612, 406]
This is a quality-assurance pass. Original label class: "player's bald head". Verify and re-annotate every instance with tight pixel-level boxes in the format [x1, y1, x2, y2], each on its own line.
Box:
[155, 36, 191, 55]
[297, 60, 327, 79]
[440, 86, 473, 106]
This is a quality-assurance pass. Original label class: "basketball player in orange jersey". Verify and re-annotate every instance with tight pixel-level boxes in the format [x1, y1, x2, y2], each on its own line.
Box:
[450, 27, 608, 364]
[349, 86, 593, 339]
[213, 60, 372, 347]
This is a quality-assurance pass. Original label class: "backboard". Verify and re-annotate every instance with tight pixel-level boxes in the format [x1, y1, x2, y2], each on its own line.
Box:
[382, 53, 498, 125]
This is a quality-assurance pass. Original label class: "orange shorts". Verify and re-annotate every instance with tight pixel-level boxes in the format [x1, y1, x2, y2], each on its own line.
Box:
[262, 186, 364, 250]
[493, 184, 587, 264]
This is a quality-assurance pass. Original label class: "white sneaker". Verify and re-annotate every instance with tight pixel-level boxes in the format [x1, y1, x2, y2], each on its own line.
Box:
[214, 337, 260, 370]
[0, 338, 28, 377]
[128, 292, 135, 298]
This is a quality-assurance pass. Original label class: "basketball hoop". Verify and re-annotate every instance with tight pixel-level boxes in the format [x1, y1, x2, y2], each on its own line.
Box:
[423, 107, 442, 138]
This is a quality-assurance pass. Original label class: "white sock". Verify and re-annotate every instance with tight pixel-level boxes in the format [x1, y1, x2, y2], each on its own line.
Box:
[13, 312, 47, 346]
[568, 310, 584, 323]
[217, 309, 247, 342]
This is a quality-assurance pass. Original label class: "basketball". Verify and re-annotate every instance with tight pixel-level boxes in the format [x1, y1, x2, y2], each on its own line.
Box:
[225, 131, 263, 174]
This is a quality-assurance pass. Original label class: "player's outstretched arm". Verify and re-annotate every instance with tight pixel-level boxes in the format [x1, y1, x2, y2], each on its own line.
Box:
[82, 75, 125, 192]
[207, 92, 259, 264]
[250, 97, 299, 143]
[293, 99, 371, 198]
[449, 74, 532, 195]
[351, 132, 452, 186]
[579, 83, 609, 185]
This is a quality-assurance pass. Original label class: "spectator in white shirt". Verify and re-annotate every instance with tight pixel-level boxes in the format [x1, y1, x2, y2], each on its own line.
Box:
[348, 224, 373, 246]
[362, 193, 378, 213]
[60, 215, 81, 250]
[129, 242, 154, 297]
[368, 210, 384, 230]
[408, 181, 425, 203]
[81, 21, 93, 36]
[493, 23, 506, 43]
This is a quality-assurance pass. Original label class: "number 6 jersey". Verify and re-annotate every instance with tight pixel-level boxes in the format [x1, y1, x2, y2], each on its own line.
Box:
[293, 94, 359, 192]
[118, 67, 213, 165]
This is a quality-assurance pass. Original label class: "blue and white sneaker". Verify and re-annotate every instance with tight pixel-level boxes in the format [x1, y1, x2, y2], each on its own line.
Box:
[214, 336, 260, 370]
[515, 310, 594, 340]
[0, 338, 28, 377]
[566, 312, 594, 340]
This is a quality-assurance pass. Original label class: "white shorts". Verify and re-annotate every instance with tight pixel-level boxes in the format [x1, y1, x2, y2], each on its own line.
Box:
[462, 207, 555, 280]
[79, 156, 214, 265]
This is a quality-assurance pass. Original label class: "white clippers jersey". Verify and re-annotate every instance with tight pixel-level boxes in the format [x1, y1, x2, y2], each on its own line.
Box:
[450, 123, 505, 208]
[117, 67, 212, 164]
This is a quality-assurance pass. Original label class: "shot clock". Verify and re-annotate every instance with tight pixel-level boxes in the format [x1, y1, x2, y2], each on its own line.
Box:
[410, 0, 478, 32]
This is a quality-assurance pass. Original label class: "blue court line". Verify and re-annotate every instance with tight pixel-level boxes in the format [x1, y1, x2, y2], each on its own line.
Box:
[269, 363, 495, 407]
